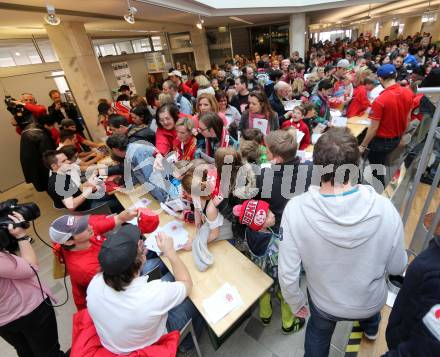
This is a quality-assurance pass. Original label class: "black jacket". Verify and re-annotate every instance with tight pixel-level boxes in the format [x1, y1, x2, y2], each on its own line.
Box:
[48, 102, 83, 131]
[127, 125, 156, 145]
[396, 66, 408, 82]
[20, 123, 56, 192]
[269, 93, 286, 123]
[384, 237, 440, 357]
[255, 159, 313, 232]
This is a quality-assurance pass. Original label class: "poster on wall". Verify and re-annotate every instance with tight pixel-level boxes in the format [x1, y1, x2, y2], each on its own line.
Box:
[145, 52, 166, 73]
[111, 61, 137, 94]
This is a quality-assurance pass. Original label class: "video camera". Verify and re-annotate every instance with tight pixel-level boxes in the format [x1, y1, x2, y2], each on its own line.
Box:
[4, 95, 33, 127]
[0, 199, 40, 252]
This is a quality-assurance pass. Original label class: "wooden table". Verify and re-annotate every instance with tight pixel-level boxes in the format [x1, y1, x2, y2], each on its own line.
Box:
[305, 115, 370, 153]
[115, 188, 273, 338]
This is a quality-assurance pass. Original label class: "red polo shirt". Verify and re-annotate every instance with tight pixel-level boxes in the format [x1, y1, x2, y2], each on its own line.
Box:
[369, 83, 414, 138]
[59, 215, 116, 310]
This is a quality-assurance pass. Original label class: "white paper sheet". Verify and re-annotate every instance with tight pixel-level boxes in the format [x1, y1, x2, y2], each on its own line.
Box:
[332, 116, 348, 127]
[202, 283, 244, 324]
[283, 99, 302, 111]
[252, 118, 268, 134]
[144, 220, 189, 253]
[311, 133, 322, 145]
[330, 109, 342, 118]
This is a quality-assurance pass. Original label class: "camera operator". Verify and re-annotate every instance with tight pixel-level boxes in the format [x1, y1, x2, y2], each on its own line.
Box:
[10, 93, 47, 122]
[0, 211, 67, 357]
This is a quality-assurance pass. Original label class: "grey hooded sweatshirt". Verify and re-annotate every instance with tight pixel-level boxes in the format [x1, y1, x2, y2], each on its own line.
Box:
[279, 184, 407, 319]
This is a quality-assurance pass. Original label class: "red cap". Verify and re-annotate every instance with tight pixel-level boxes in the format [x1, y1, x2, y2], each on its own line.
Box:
[233, 199, 270, 231]
[138, 208, 160, 234]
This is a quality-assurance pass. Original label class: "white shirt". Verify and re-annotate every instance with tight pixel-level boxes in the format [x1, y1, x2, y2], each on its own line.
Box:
[369, 84, 384, 102]
[87, 274, 186, 355]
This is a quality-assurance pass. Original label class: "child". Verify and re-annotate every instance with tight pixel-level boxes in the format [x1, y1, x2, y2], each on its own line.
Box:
[281, 106, 310, 150]
[233, 199, 305, 334]
[241, 128, 268, 163]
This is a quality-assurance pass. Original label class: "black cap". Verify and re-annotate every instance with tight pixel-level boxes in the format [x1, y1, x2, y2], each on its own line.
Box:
[119, 84, 130, 92]
[97, 102, 111, 115]
[98, 224, 142, 275]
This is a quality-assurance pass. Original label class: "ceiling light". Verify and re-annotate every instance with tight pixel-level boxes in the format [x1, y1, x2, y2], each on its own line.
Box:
[44, 5, 61, 26]
[196, 14, 204, 30]
[124, 0, 138, 24]
[229, 16, 254, 25]
[15, 52, 20, 56]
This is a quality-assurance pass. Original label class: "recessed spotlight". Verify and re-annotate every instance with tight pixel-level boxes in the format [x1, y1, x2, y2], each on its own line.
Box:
[15, 52, 20, 56]
[44, 5, 61, 26]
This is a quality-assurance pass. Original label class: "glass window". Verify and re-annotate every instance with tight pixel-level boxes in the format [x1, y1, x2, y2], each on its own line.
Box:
[115, 41, 134, 55]
[250, 26, 270, 56]
[99, 43, 117, 56]
[132, 38, 152, 53]
[151, 36, 163, 51]
[35, 39, 58, 62]
[94, 45, 101, 57]
[0, 39, 42, 67]
[168, 33, 191, 50]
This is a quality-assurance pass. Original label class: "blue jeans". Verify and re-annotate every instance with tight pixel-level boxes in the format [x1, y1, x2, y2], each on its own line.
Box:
[304, 294, 381, 357]
[162, 273, 205, 351]
[141, 251, 168, 276]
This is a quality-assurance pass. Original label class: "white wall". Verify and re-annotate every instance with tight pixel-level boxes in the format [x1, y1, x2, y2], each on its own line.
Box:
[0, 63, 61, 191]
[99, 53, 150, 98]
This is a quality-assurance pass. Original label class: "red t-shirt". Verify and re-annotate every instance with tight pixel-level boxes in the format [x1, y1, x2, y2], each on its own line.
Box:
[281, 119, 310, 150]
[369, 83, 414, 138]
[61, 215, 115, 310]
[346, 85, 370, 118]
[51, 127, 60, 145]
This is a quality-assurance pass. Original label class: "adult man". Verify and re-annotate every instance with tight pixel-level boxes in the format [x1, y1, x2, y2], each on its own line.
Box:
[290, 51, 303, 64]
[243, 65, 259, 91]
[108, 114, 152, 144]
[216, 70, 227, 90]
[43, 150, 121, 212]
[47, 89, 83, 132]
[167, 70, 192, 95]
[359, 64, 414, 187]
[393, 55, 409, 84]
[280, 64, 296, 85]
[49, 210, 139, 311]
[116, 84, 131, 101]
[14, 106, 55, 192]
[162, 80, 193, 115]
[279, 127, 408, 357]
[269, 81, 290, 122]
[384, 213, 440, 356]
[106, 134, 170, 202]
[86, 226, 202, 354]
[10, 93, 47, 120]
[230, 75, 250, 114]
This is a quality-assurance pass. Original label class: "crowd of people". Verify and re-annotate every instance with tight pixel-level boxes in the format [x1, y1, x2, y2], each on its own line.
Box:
[1, 31, 440, 357]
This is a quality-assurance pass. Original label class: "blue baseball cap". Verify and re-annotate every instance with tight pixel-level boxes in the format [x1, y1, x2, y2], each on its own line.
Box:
[377, 64, 397, 78]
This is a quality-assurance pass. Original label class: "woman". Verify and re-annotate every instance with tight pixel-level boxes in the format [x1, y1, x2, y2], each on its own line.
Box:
[194, 93, 228, 126]
[129, 105, 155, 144]
[155, 103, 179, 155]
[0, 212, 67, 357]
[173, 117, 198, 161]
[196, 75, 215, 97]
[215, 91, 241, 129]
[198, 112, 238, 160]
[239, 91, 279, 135]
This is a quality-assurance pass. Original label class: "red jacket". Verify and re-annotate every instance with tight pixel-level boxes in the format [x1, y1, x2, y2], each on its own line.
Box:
[24, 102, 47, 119]
[155, 127, 176, 156]
[346, 85, 370, 118]
[71, 309, 179, 357]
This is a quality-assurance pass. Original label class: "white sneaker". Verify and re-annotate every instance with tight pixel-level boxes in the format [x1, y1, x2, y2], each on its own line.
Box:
[364, 331, 379, 341]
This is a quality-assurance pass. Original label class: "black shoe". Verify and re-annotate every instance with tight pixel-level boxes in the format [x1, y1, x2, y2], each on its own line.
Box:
[282, 317, 306, 335]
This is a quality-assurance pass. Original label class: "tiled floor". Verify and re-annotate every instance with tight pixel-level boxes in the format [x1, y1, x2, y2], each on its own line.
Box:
[0, 183, 352, 357]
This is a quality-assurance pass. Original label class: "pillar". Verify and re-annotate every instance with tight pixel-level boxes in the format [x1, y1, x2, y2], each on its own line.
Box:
[45, 22, 110, 140]
[190, 28, 211, 72]
[379, 20, 392, 40]
[289, 13, 307, 59]
[403, 16, 422, 38]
